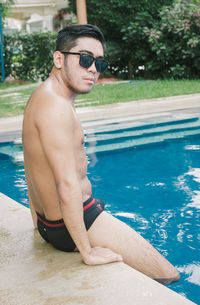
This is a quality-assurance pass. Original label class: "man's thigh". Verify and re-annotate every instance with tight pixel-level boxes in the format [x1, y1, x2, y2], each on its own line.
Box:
[88, 211, 179, 281]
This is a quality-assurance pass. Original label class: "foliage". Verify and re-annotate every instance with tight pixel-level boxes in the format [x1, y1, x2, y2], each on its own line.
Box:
[4, 31, 57, 81]
[68, 0, 174, 79]
[2, 0, 200, 81]
[0, 0, 14, 20]
[147, 1, 200, 78]
[69, 0, 200, 79]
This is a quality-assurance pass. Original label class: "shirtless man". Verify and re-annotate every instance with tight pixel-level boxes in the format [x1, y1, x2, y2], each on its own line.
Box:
[23, 24, 180, 285]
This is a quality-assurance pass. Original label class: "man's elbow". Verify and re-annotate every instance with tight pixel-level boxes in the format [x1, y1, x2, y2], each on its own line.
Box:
[56, 180, 80, 203]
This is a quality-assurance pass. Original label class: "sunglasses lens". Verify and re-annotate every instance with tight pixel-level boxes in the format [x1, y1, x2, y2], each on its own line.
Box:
[79, 54, 108, 73]
[80, 54, 94, 69]
[95, 59, 108, 73]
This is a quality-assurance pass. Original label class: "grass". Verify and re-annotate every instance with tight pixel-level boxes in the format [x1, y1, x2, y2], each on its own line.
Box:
[82, 79, 200, 106]
[0, 81, 36, 90]
[0, 83, 24, 90]
[0, 85, 38, 117]
[0, 79, 200, 117]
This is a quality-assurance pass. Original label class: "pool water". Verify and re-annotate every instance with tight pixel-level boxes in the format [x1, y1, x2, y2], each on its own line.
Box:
[88, 136, 200, 303]
[0, 134, 200, 304]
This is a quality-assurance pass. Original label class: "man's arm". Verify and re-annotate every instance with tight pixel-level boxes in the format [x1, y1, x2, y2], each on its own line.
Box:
[24, 159, 37, 229]
[37, 100, 122, 265]
[29, 196, 37, 229]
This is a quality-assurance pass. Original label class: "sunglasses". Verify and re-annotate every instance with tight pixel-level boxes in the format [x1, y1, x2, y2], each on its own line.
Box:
[61, 51, 108, 73]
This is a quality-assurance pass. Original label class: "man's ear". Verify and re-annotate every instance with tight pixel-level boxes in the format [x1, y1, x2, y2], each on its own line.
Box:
[53, 51, 62, 69]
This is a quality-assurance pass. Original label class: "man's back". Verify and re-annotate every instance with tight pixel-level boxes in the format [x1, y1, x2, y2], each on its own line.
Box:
[22, 78, 92, 221]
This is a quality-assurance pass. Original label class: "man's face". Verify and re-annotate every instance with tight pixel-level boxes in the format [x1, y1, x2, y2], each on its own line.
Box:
[62, 37, 104, 95]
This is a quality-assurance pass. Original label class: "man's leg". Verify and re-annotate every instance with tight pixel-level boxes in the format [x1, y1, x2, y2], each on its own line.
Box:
[88, 211, 180, 284]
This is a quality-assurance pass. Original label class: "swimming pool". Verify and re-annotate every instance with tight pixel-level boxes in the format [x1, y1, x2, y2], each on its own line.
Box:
[0, 114, 200, 304]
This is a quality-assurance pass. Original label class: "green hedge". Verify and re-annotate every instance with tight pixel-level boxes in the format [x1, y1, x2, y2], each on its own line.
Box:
[4, 31, 57, 81]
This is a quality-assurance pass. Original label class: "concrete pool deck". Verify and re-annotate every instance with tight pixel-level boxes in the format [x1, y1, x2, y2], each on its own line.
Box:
[0, 93, 200, 136]
[1, 93, 200, 305]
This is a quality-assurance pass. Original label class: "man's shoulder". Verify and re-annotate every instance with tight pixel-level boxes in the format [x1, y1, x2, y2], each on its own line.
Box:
[30, 81, 72, 114]
[24, 78, 76, 132]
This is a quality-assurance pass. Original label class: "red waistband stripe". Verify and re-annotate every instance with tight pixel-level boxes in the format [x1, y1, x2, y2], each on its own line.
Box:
[37, 215, 65, 228]
[37, 197, 95, 226]
[83, 198, 95, 211]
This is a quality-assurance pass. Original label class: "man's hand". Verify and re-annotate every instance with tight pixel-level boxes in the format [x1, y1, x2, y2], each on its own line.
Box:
[82, 247, 123, 266]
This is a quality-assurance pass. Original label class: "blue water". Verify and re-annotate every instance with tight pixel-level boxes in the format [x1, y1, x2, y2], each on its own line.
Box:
[0, 135, 200, 304]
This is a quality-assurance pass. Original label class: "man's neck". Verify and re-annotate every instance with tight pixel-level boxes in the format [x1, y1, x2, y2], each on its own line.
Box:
[49, 67, 78, 105]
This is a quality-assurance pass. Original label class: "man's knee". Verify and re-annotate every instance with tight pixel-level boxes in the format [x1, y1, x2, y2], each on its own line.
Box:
[154, 271, 180, 286]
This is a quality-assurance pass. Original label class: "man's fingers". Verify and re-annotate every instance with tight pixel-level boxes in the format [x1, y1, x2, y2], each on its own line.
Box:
[116, 254, 123, 262]
[110, 253, 123, 263]
[99, 247, 123, 262]
[99, 249, 123, 264]
[105, 249, 123, 262]
[83, 247, 123, 265]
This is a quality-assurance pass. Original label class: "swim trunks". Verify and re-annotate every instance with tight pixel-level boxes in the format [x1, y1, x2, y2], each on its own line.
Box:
[36, 195, 104, 252]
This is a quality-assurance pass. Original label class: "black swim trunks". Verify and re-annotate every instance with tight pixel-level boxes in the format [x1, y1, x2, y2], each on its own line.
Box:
[36, 195, 104, 252]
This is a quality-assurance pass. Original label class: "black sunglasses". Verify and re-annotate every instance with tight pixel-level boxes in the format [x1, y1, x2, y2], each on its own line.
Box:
[60, 51, 108, 73]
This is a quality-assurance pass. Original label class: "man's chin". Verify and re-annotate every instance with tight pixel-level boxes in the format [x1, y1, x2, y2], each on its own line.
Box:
[68, 82, 95, 95]
[76, 85, 94, 95]
[80, 89, 92, 95]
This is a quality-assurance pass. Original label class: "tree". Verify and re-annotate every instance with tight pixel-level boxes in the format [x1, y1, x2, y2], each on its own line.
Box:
[68, 0, 174, 79]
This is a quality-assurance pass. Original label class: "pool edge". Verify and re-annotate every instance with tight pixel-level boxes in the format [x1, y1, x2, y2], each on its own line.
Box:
[0, 93, 200, 135]
[0, 192, 197, 305]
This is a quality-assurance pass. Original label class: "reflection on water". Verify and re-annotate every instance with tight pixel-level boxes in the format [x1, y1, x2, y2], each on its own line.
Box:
[175, 167, 200, 193]
[178, 263, 200, 285]
[175, 167, 200, 211]
[187, 168, 200, 183]
[185, 145, 200, 151]
[85, 132, 98, 168]
[114, 211, 149, 229]
[189, 191, 200, 209]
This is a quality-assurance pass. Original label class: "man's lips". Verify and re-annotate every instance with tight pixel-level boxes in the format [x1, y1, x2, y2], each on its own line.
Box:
[84, 77, 95, 83]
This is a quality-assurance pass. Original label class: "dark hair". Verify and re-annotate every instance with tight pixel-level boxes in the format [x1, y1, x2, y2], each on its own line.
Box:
[55, 24, 106, 52]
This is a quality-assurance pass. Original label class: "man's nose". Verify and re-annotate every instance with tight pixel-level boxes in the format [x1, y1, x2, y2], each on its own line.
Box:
[88, 61, 97, 73]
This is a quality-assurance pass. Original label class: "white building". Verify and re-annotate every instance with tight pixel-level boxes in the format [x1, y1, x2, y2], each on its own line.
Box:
[5, 0, 74, 33]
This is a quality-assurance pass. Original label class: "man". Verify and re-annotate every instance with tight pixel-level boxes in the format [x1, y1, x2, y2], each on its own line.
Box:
[23, 24, 180, 284]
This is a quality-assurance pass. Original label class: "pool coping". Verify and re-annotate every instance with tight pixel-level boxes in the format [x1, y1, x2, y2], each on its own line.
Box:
[0, 94, 199, 305]
[0, 193, 197, 305]
[0, 93, 200, 136]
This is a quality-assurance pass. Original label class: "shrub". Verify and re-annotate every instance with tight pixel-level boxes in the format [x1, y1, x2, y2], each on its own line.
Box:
[147, 1, 200, 78]
[4, 31, 57, 81]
